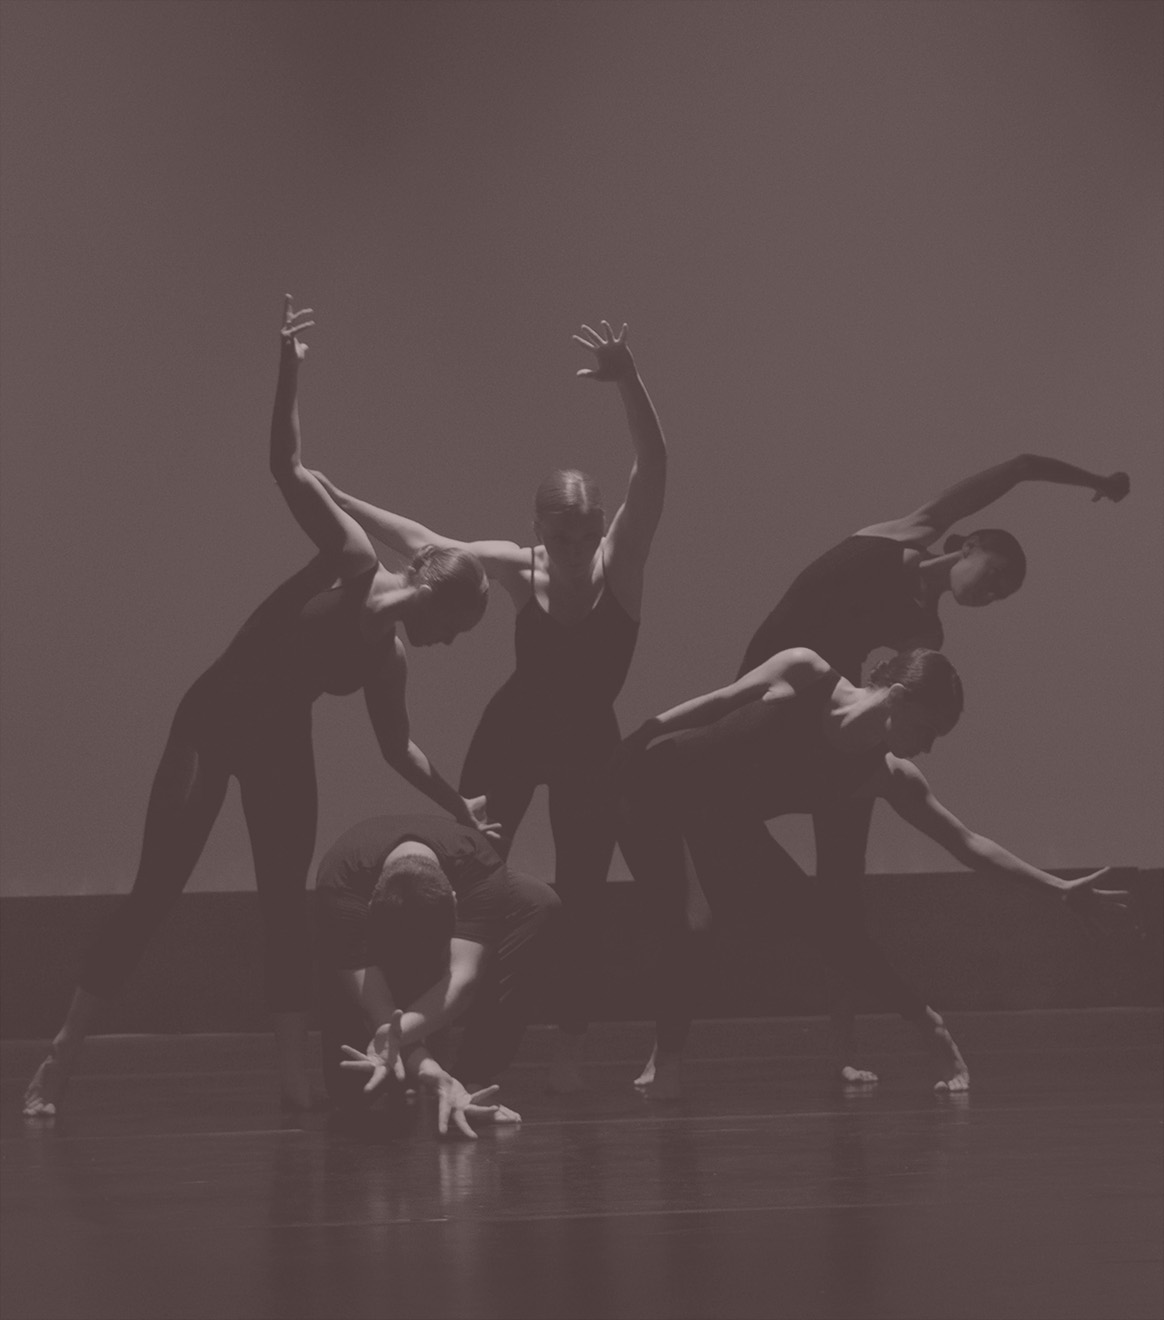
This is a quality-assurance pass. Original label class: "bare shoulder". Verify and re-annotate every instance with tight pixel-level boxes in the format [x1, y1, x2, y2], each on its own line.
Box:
[854, 519, 935, 547]
[880, 753, 929, 796]
[750, 646, 831, 694]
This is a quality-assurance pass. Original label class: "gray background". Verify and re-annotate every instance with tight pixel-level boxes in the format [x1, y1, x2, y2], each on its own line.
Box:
[2, 0, 1161, 897]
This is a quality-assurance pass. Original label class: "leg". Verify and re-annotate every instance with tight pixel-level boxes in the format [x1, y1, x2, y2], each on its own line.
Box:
[454, 873, 561, 1087]
[238, 713, 319, 1108]
[24, 711, 229, 1116]
[459, 686, 539, 862]
[544, 741, 622, 1090]
[619, 785, 719, 1100]
[813, 798, 968, 1090]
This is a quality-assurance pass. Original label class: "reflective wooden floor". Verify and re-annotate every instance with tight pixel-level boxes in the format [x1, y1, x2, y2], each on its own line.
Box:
[3, 1010, 1161, 1320]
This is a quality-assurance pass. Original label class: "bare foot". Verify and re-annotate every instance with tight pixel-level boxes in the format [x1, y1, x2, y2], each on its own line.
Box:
[929, 1024, 970, 1093]
[839, 1065, 879, 1086]
[633, 1046, 683, 1101]
[547, 1032, 585, 1094]
[23, 1051, 68, 1118]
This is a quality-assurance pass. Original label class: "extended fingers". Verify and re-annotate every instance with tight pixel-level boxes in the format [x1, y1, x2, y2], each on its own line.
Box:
[468, 1086, 500, 1104]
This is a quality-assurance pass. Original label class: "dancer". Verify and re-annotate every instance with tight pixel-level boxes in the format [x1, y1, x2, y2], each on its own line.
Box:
[315, 814, 559, 1137]
[735, 453, 1130, 1071]
[315, 320, 666, 1090]
[23, 299, 491, 1118]
[618, 646, 1126, 1099]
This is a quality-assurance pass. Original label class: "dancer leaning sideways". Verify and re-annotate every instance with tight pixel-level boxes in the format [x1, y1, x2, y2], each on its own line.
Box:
[733, 453, 1130, 1072]
[618, 646, 1128, 1099]
[315, 321, 667, 1091]
[315, 814, 559, 1137]
[23, 299, 491, 1117]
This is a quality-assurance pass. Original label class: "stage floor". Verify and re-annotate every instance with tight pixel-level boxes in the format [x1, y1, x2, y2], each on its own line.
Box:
[3, 1009, 1162, 1320]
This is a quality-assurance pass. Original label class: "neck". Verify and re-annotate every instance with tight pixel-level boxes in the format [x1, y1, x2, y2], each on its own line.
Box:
[915, 550, 959, 604]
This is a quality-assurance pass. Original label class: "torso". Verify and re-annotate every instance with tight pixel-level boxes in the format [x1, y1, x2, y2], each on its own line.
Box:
[649, 669, 887, 819]
[208, 559, 390, 703]
[738, 535, 942, 682]
[510, 545, 639, 709]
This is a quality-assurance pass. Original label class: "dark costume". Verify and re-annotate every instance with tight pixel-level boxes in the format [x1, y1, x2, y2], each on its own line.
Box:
[314, 815, 559, 1103]
[459, 548, 638, 1033]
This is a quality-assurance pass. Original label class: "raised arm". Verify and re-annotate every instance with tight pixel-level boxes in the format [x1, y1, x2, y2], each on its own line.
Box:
[623, 648, 830, 751]
[270, 297, 377, 570]
[860, 454, 1131, 546]
[363, 648, 497, 834]
[879, 756, 1124, 919]
[312, 471, 529, 597]
[574, 322, 667, 615]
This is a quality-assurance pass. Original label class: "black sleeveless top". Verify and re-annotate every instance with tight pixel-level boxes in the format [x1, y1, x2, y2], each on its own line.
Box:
[209, 560, 384, 702]
[511, 547, 639, 708]
[647, 669, 885, 820]
[739, 535, 942, 682]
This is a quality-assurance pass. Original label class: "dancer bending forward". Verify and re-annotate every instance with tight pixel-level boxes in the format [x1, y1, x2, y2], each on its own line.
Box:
[316, 814, 559, 1137]
[618, 647, 1125, 1099]
[23, 300, 490, 1117]
[316, 321, 666, 1090]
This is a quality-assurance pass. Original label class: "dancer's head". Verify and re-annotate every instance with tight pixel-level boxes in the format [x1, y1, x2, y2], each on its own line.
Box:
[534, 469, 605, 576]
[944, 529, 1026, 607]
[403, 545, 489, 646]
[868, 648, 964, 757]
[368, 849, 455, 1004]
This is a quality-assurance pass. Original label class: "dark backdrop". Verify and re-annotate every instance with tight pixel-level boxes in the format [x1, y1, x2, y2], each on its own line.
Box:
[2, 0, 1161, 898]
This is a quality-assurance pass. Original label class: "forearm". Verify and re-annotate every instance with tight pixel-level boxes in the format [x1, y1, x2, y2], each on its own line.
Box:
[327, 487, 443, 558]
[269, 348, 304, 480]
[958, 832, 1070, 894]
[385, 741, 473, 824]
[397, 975, 476, 1048]
[1019, 453, 1108, 491]
[617, 373, 667, 471]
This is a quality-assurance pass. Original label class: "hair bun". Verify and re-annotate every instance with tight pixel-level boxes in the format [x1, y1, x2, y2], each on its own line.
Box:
[943, 533, 967, 554]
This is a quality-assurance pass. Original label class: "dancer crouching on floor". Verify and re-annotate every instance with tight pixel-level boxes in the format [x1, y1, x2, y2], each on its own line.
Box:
[314, 321, 667, 1091]
[23, 299, 491, 1118]
[316, 815, 559, 1137]
[618, 647, 1127, 1099]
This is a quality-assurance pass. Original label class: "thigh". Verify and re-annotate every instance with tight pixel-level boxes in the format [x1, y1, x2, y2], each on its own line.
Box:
[133, 693, 232, 899]
[237, 711, 318, 908]
[459, 688, 541, 857]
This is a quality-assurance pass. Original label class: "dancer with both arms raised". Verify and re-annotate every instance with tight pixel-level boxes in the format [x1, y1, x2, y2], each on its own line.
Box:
[24, 299, 492, 1117]
[316, 320, 667, 1091]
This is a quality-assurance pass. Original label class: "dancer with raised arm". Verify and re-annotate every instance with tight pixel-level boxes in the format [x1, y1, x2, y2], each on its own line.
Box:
[316, 321, 666, 1090]
[733, 454, 1130, 1076]
[315, 814, 559, 1137]
[618, 647, 1127, 1099]
[23, 299, 491, 1118]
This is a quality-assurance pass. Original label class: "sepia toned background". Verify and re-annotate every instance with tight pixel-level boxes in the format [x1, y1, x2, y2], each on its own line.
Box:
[2, 0, 1161, 898]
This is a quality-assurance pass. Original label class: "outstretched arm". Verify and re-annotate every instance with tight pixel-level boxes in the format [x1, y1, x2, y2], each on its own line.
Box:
[575, 322, 667, 616]
[880, 756, 1126, 921]
[312, 471, 528, 594]
[623, 648, 830, 752]
[860, 454, 1130, 545]
[364, 649, 498, 834]
[269, 297, 378, 569]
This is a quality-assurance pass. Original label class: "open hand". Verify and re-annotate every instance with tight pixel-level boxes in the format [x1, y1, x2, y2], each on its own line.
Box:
[1062, 868, 1132, 937]
[338, 1009, 406, 1093]
[1092, 472, 1130, 503]
[281, 294, 315, 360]
[463, 795, 502, 841]
[574, 321, 635, 382]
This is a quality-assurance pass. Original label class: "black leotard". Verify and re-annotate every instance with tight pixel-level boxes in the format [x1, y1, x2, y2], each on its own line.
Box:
[620, 671, 921, 1052]
[80, 558, 391, 1013]
[738, 535, 941, 681]
[459, 547, 639, 1034]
